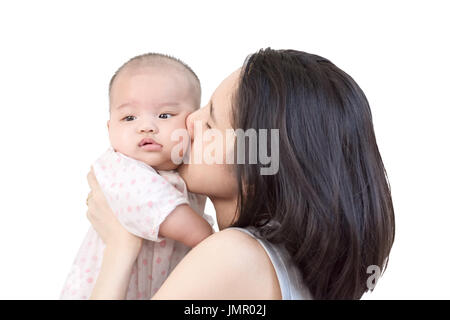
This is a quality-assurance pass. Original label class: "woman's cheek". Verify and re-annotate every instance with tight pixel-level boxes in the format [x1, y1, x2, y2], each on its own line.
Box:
[224, 133, 236, 164]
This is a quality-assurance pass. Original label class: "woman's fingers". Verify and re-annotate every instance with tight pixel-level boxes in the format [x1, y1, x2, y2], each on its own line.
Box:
[87, 166, 97, 191]
[86, 199, 100, 223]
[87, 166, 109, 207]
[86, 190, 93, 205]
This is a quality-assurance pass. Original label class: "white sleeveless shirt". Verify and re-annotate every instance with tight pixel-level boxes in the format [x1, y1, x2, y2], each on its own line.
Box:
[229, 226, 313, 300]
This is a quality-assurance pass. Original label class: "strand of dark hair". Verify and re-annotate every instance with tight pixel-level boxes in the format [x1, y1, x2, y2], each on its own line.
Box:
[230, 48, 395, 299]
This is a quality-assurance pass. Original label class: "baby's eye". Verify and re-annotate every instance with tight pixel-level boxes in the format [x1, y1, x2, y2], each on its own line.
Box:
[159, 113, 173, 119]
[122, 115, 136, 121]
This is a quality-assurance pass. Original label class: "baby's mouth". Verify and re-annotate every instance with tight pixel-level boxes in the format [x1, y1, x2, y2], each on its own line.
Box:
[138, 137, 161, 147]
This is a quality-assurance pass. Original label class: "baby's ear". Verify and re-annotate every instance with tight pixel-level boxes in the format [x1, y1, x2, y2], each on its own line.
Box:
[106, 120, 110, 130]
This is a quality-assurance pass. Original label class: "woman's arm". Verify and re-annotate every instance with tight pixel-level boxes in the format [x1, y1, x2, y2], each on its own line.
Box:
[152, 228, 282, 300]
[86, 167, 280, 299]
[90, 244, 140, 299]
[86, 167, 142, 299]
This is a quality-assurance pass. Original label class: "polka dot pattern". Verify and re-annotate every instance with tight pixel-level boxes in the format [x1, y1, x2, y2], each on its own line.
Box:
[60, 147, 212, 300]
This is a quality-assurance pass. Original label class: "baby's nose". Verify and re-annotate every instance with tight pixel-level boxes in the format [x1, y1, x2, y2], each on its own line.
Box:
[140, 120, 158, 134]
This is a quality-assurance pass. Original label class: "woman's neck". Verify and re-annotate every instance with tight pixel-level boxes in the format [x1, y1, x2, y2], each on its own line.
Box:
[210, 195, 238, 231]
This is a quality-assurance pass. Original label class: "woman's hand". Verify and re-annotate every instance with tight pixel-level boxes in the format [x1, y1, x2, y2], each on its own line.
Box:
[86, 166, 144, 299]
[86, 166, 142, 255]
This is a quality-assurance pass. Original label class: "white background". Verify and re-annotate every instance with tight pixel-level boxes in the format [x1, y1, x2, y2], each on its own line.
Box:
[0, 0, 449, 299]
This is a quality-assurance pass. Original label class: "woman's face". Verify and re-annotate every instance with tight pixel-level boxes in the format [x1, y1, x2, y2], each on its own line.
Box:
[178, 69, 241, 225]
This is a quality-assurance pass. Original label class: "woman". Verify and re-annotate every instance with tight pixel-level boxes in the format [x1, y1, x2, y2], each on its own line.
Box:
[85, 48, 395, 299]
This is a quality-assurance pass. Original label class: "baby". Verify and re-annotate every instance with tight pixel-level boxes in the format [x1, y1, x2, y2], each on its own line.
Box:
[60, 53, 214, 300]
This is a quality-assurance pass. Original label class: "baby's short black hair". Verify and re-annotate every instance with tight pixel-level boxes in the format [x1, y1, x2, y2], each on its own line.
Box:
[108, 52, 201, 110]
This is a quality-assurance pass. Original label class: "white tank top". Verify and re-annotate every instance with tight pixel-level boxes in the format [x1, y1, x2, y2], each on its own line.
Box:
[229, 226, 313, 300]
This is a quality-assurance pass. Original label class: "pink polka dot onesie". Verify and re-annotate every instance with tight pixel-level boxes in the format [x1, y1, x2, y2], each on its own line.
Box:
[60, 147, 210, 299]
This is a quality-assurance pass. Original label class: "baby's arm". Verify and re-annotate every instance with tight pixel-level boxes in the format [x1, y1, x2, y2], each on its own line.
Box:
[159, 204, 214, 248]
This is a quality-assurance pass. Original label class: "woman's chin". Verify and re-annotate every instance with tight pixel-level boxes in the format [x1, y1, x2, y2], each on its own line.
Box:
[178, 163, 205, 195]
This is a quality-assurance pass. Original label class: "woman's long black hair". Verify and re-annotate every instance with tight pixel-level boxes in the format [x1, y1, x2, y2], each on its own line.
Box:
[230, 48, 395, 299]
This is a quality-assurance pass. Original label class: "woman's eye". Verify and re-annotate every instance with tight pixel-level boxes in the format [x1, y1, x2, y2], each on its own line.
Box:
[122, 116, 136, 121]
[206, 122, 212, 129]
[159, 113, 173, 119]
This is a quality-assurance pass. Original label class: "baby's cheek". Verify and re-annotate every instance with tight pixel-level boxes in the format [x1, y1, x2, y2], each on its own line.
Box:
[109, 129, 130, 154]
[176, 132, 191, 159]
[173, 118, 189, 140]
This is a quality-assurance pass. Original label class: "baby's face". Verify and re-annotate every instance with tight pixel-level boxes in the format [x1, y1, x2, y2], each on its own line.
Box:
[108, 66, 198, 170]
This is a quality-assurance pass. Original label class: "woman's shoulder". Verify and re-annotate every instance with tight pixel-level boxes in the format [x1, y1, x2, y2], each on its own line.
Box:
[203, 228, 279, 277]
[152, 228, 282, 299]
[207, 227, 264, 251]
